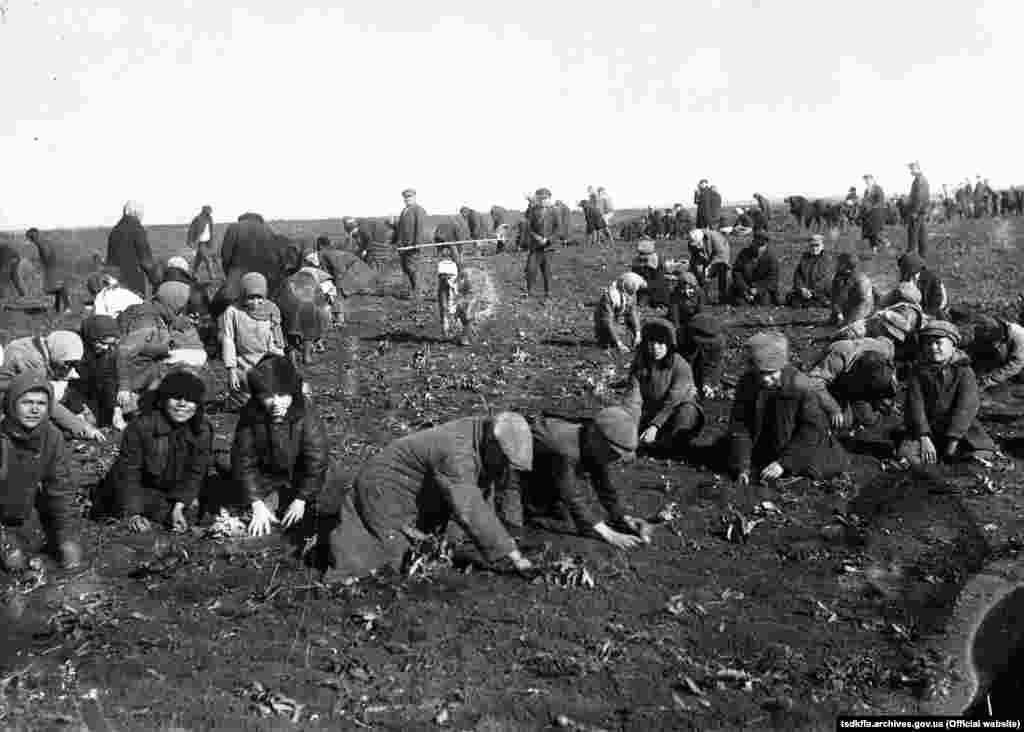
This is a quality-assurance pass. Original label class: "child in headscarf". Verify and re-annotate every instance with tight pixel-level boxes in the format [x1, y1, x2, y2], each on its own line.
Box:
[594, 272, 646, 352]
[218, 272, 285, 398]
[66, 314, 125, 430]
[0, 372, 81, 572]
[94, 370, 212, 534]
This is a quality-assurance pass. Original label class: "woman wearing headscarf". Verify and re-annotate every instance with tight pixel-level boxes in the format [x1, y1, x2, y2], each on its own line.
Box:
[0, 330, 105, 441]
[219, 272, 286, 398]
[93, 371, 212, 534]
[594, 272, 645, 352]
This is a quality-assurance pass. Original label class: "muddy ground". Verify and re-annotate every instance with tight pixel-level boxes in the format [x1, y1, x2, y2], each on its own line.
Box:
[1, 214, 1023, 731]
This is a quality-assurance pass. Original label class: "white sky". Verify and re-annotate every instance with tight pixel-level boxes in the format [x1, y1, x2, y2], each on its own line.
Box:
[1, 0, 1021, 229]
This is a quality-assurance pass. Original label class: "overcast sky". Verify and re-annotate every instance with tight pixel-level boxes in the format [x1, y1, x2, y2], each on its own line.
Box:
[1, 0, 1020, 229]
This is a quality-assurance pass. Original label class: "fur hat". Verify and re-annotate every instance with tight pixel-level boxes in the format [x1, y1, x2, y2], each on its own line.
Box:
[155, 282, 191, 313]
[746, 331, 789, 371]
[45, 330, 84, 363]
[618, 272, 646, 295]
[592, 407, 638, 458]
[157, 369, 206, 404]
[492, 412, 533, 472]
[640, 318, 676, 350]
[919, 320, 960, 346]
[898, 252, 925, 279]
[240, 272, 268, 298]
[247, 354, 303, 398]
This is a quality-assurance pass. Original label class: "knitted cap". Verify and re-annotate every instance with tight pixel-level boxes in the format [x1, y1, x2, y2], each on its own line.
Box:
[45, 330, 84, 363]
[157, 370, 206, 404]
[618, 272, 646, 295]
[240, 272, 268, 298]
[593, 407, 638, 458]
[920, 320, 960, 346]
[155, 281, 191, 313]
[746, 331, 789, 371]
[492, 412, 533, 472]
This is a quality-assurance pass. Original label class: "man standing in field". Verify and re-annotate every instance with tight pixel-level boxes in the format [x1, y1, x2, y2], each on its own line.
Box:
[861, 174, 887, 253]
[395, 188, 427, 298]
[597, 187, 614, 229]
[906, 161, 930, 256]
[0, 239, 26, 301]
[187, 205, 217, 282]
[525, 188, 558, 299]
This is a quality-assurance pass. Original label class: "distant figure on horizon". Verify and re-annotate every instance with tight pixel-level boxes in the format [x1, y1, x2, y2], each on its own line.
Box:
[107, 201, 159, 297]
[395, 188, 427, 298]
[906, 161, 930, 257]
[187, 205, 217, 282]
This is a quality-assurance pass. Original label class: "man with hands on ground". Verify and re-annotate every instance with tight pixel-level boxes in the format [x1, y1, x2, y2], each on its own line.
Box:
[594, 272, 645, 353]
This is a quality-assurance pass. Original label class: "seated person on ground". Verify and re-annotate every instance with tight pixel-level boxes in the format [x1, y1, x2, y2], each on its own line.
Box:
[688, 228, 730, 304]
[786, 234, 831, 307]
[968, 315, 1024, 390]
[624, 318, 703, 459]
[830, 253, 874, 325]
[679, 313, 726, 399]
[897, 321, 996, 466]
[667, 271, 705, 331]
[594, 272, 645, 353]
[0, 373, 81, 572]
[93, 371, 212, 534]
[729, 230, 780, 306]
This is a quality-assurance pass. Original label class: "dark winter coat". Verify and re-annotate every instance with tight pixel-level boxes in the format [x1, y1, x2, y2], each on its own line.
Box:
[231, 395, 328, 504]
[625, 343, 698, 431]
[732, 245, 780, 296]
[554, 202, 571, 240]
[463, 209, 493, 240]
[433, 217, 470, 244]
[108, 409, 213, 517]
[861, 183, 886, 239]
[30, 233, 64, 294]
[792, 252, 831, 299]
[667, 286, 705, 331]
[0, 374, 75, 545]
[67, 317, 120, 428]
[727, 366, 847, 479]
[107, 215, 158, 296]
[351, 218, 395, 265]
[0, 244, 23, 299]
[678, 329, 725, 393]
[526, 205, 560, 251]
[318, 248, 375, 297]
[396, 203, 428, 247]
[905, 352, 994, 451]
[221, 218, 302, 300]
[908, 174, 931, 217]
[186, 210, 214, 248]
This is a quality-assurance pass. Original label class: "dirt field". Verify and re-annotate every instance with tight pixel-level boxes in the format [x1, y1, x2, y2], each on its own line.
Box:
[1, 212, 1023, 731]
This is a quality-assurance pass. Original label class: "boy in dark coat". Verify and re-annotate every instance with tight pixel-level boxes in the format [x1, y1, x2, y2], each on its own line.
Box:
[898, 321, 995, 465]
[0, 373, 81, 572]
[786, 234, 831, 307]
[94, 371, 212, 534]
[624, 319, 703, 458]
[25, 228, 70, 313]
[679, 313, 726, 398]
[231, 355, 328, 537]
[727, 332, 848, 484]
[730, 232, 780, 305]
[322, 412, 536, 582]
[107, 201, 159, 297]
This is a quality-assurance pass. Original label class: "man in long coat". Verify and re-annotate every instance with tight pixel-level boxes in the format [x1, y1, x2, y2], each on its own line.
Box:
[220, 213, 302, 302]
[395, 188, 427, 297]
[187, 205, 217, 282]
[861, 174, 887, 252]
[107, 201, 159, 297]
[906, 161, 931, 256]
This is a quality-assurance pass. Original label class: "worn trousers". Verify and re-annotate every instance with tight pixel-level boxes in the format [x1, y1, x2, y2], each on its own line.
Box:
[525, 249, 551, 296]
[906, 215, 927, 256]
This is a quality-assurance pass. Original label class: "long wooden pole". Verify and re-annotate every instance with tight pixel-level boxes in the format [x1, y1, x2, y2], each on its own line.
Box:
[396, 238, 502, 252]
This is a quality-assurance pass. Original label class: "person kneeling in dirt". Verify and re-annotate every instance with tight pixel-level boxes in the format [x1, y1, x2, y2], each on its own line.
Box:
[688, 228, 730, 304]
[65, 315, 126, 432]
[830, 254, 875, 326]
[667, 271, 705, 332]
[312, 236, 377, 327]
[969, 315, 1024, 391]
[232, 355, 328, 538]
[679, 313, 726, 399]
[726, 332, 848, 485]
[219, 273, 286, 406]
[786, 234, 831, 308]
[594, 272, 645, 353]
[897, 321, 996, 466]
[498, 407, 652, 549]
[806, 334, 897, 434]
[0, 330, 105, 442]
[0, 373, 82, 572]
[624, 319, 703, 459]
[322, 412, 536, 582]
[729, 230, 780, 306]
[92, 371, 212, 534]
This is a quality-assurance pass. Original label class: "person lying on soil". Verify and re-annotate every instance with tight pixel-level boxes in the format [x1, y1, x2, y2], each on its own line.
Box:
[24, 228, 71, 313]
[116, 282, 208, 415]
[806, 337, 897, 433]
[219, 273, 286, 400]
[0, 330, 105, 442]
[679, 313, 726, 399]
[830, 253, 875, 325]
[624, 319, 704, 459]
[898, 321, 996, 466]
[594, 272, 645, 353]
[0, 372, 81, 573]
[969, 315, 1024, 390]
[898, 252, 948, 320]
[65, 315, 126, 431]
[729, 230, 780, 306]
[666, 271, 706, 331]
[321, 412, 536, 582]
[0, 240, 26, 300]
[85, 273, 143, 320]
[231, 355, 328, 538]
[498, 407, 651, 549]
[786, 234, 831, 308]
[92, 370, 212, 535]
[726, 332, 848, 485]
[688, 228, 730, 304]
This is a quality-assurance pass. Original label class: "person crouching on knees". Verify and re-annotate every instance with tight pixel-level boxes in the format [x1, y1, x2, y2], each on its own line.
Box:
[0, 373, 81, 572]
[594, 272, 645, 353]
[93, 370, 212, 534]
[624, 318, 704, 459]
[726, 332, 848, 485]
[897, 321, 996, 466]
[231, 355, 328, 537]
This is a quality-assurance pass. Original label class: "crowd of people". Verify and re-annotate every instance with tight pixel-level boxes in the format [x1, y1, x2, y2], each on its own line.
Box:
[0, 168, 1021, 585]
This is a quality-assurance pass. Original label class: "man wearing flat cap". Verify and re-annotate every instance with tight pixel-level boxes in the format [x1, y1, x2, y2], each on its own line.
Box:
[525, 188, 558, 298]
[906, 161, 931, 256]
[898, 321, 995, 466]
[726, 332, 847, 484]
[786, 234, 831, 308]
[395, 189, 427, 297]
